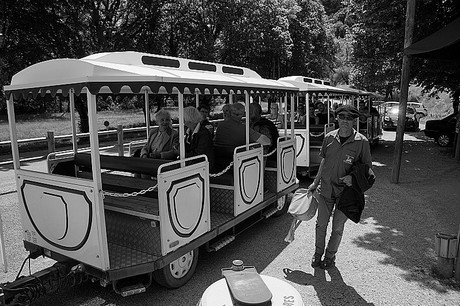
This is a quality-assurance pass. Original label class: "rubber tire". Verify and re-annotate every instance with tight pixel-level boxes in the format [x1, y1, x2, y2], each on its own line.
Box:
[153, 248, 199, 289]
[273, 194, 291, 217]
[436, 134, 451, 147]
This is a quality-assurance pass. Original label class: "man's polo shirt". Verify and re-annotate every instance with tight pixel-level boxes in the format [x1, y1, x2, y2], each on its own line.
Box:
[317, 129, 372, 198]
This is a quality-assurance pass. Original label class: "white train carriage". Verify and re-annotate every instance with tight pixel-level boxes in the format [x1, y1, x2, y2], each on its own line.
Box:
[277, 76, 353, 177]
[2, 51, 298, 300]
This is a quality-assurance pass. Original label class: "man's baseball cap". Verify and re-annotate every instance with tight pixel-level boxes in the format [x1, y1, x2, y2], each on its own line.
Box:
[335, 105, 360, 118]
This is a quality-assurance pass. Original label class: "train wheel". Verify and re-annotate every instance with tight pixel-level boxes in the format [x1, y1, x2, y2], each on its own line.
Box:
[273, 194, 291, 217]
[153, 248, 199, 288]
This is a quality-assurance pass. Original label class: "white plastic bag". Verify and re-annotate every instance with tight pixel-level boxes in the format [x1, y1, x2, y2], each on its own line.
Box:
[284, 188, 318, 243]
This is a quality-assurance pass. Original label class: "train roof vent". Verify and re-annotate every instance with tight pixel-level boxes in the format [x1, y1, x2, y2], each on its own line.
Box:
[142, 56, 180, 68]
[223, 66, 244, 75]
[303, 78, 313, 83]
[188, 61, 217, 72]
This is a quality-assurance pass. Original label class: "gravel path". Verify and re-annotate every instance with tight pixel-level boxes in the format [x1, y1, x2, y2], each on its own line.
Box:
[262, 133, 460, 305]
[0, 132, 459, 305]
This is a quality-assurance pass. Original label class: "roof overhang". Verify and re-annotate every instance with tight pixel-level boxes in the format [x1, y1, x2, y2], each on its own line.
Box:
[405, 17, 460, 60]
[278, 76, 355, 95]
[4, 51, 298, 100]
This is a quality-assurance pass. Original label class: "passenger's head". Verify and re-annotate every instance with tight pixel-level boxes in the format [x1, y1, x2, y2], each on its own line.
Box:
[198, 104, 210, 120]
[154, 109, 172, 132]
[183, 106, 202, 130]
[230, 103, 245, 120]
[309, 104, 315, 116]
[316, 102, 325, 112]
[270, 103, 279, 116]
[222, 104, 231, 119]
[297, 104, 305, 115]
[249, 102, 262, 123]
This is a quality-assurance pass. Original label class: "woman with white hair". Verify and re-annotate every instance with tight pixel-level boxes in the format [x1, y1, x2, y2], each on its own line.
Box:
[140, 109, 179, 160]
[183, 106, 215, 171]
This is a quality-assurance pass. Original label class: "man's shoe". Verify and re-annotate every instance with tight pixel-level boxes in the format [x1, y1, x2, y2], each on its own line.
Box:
[321, 256, 335, 270]
[311, 253, 322, 268]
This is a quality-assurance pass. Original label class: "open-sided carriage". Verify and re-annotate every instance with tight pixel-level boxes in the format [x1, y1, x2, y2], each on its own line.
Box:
[2, 51, 298, 302]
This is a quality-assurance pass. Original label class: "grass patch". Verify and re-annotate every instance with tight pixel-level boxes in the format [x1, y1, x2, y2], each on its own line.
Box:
[0, 109, 147, 141]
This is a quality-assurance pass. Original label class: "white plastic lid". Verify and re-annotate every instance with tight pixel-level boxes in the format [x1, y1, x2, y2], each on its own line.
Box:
[198, 275, 304, 306]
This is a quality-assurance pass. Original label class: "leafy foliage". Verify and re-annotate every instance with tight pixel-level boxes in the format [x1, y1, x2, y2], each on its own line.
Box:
[1, 0, 459, 120]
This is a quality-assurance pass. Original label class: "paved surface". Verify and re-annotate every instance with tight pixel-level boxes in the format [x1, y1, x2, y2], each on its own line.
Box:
[0, 131, 459, 305]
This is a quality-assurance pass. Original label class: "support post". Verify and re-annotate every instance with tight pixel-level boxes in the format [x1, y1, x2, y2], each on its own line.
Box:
[144, 90, 150, 140]
[391, 0, 416, 183]
[117, 125, 124, 156]
[455, 224, 460, 280]
[47, 131, 55, 154]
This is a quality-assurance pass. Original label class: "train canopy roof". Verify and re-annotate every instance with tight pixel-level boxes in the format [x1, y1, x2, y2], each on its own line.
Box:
[278, 76, 355, 95]
[4, 51, 298, 99]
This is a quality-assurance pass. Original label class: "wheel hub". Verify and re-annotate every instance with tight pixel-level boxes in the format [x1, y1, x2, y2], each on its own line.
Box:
[170, 251, 194, 279]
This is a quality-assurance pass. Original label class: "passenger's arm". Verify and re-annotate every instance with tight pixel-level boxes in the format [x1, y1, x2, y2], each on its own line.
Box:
[140, 129, 155, 158]
[256, 134, 271, 146]
[160, 130, 180, 160]
[249, 127, 270, 146]
[308, 158, 324, 193]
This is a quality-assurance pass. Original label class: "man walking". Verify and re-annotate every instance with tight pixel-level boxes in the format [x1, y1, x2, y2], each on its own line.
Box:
[308, 105, 374, 269]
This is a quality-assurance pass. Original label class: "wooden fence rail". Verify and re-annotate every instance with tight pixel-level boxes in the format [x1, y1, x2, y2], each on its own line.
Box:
[0, 126, 149, 163]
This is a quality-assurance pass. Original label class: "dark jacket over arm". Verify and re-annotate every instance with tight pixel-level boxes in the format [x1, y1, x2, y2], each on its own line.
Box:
[337, 162, 375, 223]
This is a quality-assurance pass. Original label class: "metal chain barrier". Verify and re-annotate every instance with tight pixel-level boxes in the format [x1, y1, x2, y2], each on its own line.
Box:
[263, 148, 277, 158]
[103, 183, 158, 198]
[210, 161, 234, 177]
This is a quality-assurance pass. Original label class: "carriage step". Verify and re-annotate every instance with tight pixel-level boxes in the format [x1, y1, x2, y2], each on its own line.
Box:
[209, 235, 235, 252]
[120, 283, 146, 297]
[262, 206, 279, 219]
[113, 273, 151, 297]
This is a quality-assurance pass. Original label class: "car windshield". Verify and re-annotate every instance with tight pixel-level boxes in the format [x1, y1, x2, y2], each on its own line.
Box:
[388, 106, 415, 115]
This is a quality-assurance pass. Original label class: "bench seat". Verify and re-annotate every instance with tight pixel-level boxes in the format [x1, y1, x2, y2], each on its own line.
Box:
[104, 195, 159, 221]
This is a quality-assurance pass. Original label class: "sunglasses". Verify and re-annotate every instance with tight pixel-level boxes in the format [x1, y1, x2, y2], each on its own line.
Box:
[338, 114, 355, 121]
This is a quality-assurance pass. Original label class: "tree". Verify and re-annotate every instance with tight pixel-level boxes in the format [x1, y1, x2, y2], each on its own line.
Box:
[217, 0, 300, 79]
[288, 0, 337, 79]
[341, 0, 460, 98]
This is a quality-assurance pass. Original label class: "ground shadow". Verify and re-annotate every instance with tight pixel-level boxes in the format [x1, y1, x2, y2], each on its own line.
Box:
[284, 267, 375, 306]
[33, 213, 294, 305]
[354, 138, 460, 293]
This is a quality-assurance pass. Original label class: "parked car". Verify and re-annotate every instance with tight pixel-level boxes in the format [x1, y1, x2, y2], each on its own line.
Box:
[378, 101, 399, 117]
[382, 105, 418, 131]
[424, 113, 457, 147]
[407, 102, 428, 121]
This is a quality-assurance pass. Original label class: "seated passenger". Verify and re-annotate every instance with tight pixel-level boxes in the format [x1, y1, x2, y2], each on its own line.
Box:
[198, 104, 215, 137]
[249, 102, 279, 160]
[222, 104, 231, 119]
[214, 103, 270, 148]
[140, 109, 179, 160]
[309, 104, 316, 125]
[315, 102, 333, 125]
[184, 106, 215, 171]
[359, 101, 371, 124]
[295, 104, 307, 126]
[267, 103, 284, 128]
